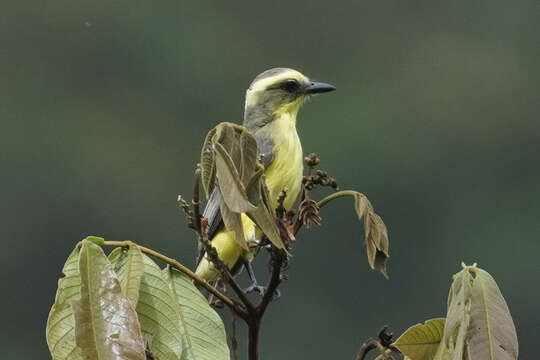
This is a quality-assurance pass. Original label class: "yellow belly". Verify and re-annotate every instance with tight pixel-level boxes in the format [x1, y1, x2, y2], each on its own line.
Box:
[195, 214, 255, 280]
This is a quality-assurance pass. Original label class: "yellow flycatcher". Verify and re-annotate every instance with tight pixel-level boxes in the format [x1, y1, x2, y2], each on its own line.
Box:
[195, 68, 335, 290]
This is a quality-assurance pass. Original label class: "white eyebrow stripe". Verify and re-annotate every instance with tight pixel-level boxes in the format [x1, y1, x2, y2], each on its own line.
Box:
[249, 70, 308, 92]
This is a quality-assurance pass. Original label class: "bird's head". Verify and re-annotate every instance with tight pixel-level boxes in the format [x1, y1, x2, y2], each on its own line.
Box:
[243, 68, 335, 130]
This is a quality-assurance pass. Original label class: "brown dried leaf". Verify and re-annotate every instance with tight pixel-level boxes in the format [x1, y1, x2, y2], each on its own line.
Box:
[219, 191, 248, 250]
[238, 130, 258, 185]
[246, 180, 285, 250]
[72, 241, 146, 360]
[299, 198, 322, 228]
[354, 193, 372, 220]
[214, 142, 256, 213]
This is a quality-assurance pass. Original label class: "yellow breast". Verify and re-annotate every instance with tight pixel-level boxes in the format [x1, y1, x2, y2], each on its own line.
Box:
[263, 113, 304, 210]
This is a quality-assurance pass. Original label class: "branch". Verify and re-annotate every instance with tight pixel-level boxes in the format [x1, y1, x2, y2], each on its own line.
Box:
[354, 338, 386, 360]
[191, 163, 257, 316]
[192, 165, 202, 238]
[198, 220, 257, 316]
[354, 326, 395, 360]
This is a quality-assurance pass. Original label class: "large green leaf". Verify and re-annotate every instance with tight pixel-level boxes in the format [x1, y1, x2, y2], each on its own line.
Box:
[109, 245, 145, 308]
[46, 247, 83, 360]
[72, 240, 146, 360]
[392, 318, 445, 360]
[165, 267, 230, 360]
[439, 264, 518, 360]
[442, 264, 473, 360]
[136, 254, 184, 360]
[465, 265, 518, 360]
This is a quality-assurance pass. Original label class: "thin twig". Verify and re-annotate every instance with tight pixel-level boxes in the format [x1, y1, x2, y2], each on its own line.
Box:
[354, 338, 387, 360]
[192, 165, 202, 238]
[191, 163, 257, 315]
[354, 326, 396, 360]
[198, 223, 257, 316]
[316, 190, 359, 209]
[294, 190, 359, 234]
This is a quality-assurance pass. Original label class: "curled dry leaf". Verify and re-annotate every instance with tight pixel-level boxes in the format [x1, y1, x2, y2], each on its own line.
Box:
[200, 122, 285, 250]
[214, 142, 257, 213]
[298, 197, 322, 228]
[354, 192, 389, 278]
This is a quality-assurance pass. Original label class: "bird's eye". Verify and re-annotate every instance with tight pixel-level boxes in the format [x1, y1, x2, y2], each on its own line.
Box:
[280, 79, 300, 93]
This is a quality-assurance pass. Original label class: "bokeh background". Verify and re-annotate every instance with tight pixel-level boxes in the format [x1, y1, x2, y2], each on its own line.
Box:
[2, 0, 539, 358]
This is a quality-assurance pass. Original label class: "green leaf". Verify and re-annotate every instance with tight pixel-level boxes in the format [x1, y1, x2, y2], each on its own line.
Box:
[214, 142, 257, 213]
[392, 318, 445, 360]
[136, 254, 184, 360]
[439, 263, 518, 360]
[46, 247, 83, 360]
[165, 267, 230, 360]
[109, 245, 145, 308]
[85, 236, 105, 245]
[442, 263, 473, 360]
[465, 265, 518, 359]
[72, 240, 146, 360]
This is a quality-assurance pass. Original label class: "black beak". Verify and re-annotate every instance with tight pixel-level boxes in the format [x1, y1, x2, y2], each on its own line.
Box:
[304, 81, 336, 94]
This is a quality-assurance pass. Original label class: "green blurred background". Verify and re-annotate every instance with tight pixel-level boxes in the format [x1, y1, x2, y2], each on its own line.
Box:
[2, 0, 538, 358]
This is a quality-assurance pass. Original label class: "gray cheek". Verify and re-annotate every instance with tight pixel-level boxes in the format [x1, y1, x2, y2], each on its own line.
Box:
[244, 91, 299, 128]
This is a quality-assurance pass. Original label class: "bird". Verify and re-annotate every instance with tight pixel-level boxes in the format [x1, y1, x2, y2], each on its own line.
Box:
[195, 68, 335, 292]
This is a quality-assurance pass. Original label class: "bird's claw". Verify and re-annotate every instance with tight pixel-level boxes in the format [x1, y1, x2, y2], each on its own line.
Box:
[244, 285, 281, 301]
[244, 284, 266, 296]
[270, 288, 281, 301]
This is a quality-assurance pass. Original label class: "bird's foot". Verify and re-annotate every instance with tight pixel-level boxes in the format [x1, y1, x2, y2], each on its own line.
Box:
[244, 284, 281, 301]
[250, 238, 271, 250]
[270, 288, 281, 301]
[244, 283, 266, 296]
